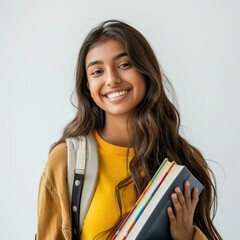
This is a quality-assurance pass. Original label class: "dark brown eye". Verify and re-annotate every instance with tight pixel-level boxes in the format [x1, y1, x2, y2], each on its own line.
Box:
[118, 62, 131, 69]
[91, 69, 103, 76]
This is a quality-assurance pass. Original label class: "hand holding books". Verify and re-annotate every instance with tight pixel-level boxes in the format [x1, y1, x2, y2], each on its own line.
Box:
[167, 181, 199, 240]
[113, 159, 204, 240]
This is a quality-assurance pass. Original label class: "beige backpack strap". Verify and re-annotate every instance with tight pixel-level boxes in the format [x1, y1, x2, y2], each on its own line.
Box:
[66, 134, 99, 233]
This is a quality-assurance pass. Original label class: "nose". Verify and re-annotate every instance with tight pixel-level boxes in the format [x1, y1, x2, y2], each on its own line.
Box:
[105, 69, 121, 87]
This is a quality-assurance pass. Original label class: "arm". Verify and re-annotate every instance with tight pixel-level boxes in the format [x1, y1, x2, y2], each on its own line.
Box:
[36, 143, 72, 240]
[37, 172, 67, 240]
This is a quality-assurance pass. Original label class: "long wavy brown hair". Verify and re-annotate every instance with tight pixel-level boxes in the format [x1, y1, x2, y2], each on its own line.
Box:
[54, 20, 222, 239]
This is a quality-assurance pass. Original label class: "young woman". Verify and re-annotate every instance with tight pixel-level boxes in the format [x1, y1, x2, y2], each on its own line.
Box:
[37, 20, 222, 240]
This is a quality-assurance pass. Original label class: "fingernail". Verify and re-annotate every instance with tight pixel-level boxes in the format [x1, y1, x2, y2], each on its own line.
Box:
[172, 193, 177, 199]
[175, 187, 180, 193]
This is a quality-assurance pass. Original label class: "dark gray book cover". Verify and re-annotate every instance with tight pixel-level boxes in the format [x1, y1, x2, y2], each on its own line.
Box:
[135, 167, 204, 240]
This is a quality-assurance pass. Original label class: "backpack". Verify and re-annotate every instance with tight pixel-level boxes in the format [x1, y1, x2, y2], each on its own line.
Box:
[66, 135, 99, 240]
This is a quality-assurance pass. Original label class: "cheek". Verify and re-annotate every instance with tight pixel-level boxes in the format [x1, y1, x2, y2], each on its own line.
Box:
[88, 80, 101, 98]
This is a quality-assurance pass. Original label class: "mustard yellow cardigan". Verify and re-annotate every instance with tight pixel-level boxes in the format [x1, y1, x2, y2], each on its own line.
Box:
[37, 142, 208, 240]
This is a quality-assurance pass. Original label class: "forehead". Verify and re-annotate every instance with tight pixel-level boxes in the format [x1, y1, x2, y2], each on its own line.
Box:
[85, 39, 126, 65]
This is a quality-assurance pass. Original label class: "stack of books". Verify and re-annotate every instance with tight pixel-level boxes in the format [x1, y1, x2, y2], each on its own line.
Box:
[112, 159, 204, 240]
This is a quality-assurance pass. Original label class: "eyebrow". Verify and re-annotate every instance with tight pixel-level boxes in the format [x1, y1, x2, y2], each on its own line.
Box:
[87, 52, 128, 69]
[113, 52, 128, 61]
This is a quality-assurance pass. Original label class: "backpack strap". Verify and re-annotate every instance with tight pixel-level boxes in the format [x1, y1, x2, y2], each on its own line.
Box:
[66, 134, 99, 238]
[72, 136, 86, 240]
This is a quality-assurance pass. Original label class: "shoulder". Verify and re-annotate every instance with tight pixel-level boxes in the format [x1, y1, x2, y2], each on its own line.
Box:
[43, 142, 68, 183]
[48, 142, 68, 166]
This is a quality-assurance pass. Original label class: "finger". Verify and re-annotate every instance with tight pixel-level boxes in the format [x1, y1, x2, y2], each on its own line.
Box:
[167, 206, 177, 224]
[171, 192, 182, 219]
[175, 187, 187, 213]
[191, 187, 199, 209]
[184, 181, 191, 209]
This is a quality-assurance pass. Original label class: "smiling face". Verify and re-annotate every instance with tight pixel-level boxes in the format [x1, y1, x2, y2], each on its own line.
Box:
[85, 39, 146, 119]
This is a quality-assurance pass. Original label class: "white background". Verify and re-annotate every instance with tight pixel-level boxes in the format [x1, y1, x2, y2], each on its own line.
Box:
[1, 0, 239, 239]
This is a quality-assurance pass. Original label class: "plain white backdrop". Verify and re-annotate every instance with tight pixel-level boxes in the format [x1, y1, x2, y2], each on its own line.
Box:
[1, 0, 239, 239]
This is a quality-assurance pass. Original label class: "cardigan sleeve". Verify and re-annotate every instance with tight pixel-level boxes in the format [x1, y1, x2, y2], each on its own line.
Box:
[36, 143, 72, 240]
[37, 172, 67, 240]
[193, 225, 208, 240]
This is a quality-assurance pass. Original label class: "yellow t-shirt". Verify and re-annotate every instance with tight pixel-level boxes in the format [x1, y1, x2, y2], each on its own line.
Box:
[81, 131, 136, 240]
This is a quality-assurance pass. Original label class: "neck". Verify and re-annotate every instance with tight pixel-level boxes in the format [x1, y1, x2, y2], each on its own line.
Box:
[101, 114, 131, 147]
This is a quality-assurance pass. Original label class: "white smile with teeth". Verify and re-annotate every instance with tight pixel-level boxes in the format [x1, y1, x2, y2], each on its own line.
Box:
[106, 90, 128, 99]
